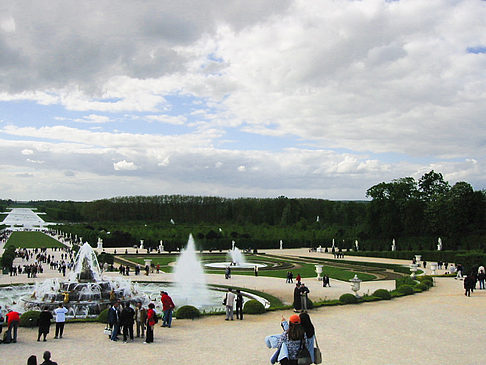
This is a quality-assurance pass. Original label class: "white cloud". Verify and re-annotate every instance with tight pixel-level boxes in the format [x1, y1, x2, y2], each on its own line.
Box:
[113, 160, 138, 171]
[146, 114, 187, 125]
[21, 149, 34, 155]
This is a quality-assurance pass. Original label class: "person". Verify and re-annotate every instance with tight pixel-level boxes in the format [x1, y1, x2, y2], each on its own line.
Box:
[108, 302, 120, 341]
[135, 302, 147, 338]
[322, 274, 330, 287]
[161, 291, 175, 328]
[299, 312, 315, 363]
[478, 269, 486, 290]
[299, 283, 310, 312]
[274, 314, 308, 365]
[144, 303, 156, 344]
[464, 274, 475, 297]
[254, 265, 259, 276]
[40, 351, 57, 365]
[5, 309, 20, 343]
[224, 288, 235, 320]
[455, 264, 463, 279]
[293, 283, 302, 312]
[27, 355, 37, 365]
[235, 289, 244, 320]
[296, 274, 301, 284]
[53, 303, 68, 339]
[0, 304, 4, 340]
[120, 302, 135, 342]
[37, 307, 53, 342]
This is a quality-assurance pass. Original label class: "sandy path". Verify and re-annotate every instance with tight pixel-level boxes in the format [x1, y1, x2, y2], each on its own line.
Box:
[2, 277, 484, 365]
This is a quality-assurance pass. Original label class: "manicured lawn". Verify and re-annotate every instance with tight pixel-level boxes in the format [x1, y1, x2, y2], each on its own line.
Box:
[6, 231, 65, 248]
[122, 254, 376, 281]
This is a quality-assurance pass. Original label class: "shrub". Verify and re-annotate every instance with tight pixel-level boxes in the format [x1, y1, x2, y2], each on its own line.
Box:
[416, 283, 428, 291]
[175, 305, 201, 319]
[418, 276, 433, 287]
[97, 308, 109, 323]
[361, 296, 380, 302]
[397, 285, 414, 295]
[244, 299, 266, 314]
[339, 293, 358, 304]
[373, 289, 391, 300]
[19, 311, 41, 327]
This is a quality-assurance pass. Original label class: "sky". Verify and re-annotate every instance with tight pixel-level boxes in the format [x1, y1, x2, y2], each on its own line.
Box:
[0, 0, 485, 201]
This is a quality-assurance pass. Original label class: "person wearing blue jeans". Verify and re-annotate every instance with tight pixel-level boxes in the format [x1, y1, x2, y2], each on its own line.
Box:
[108, 303, 120, 341]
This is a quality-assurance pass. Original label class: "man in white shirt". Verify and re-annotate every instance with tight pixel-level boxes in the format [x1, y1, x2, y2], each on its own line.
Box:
[54, 303, 68, 338]
[224, 288, 235, 321]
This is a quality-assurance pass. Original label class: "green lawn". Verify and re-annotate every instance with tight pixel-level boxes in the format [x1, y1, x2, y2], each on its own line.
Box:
[122, 254, 376, 281]
[6, 231, 65, 248]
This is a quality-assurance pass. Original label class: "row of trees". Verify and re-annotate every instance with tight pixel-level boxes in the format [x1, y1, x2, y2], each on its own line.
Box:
[4, 170, 485, 251]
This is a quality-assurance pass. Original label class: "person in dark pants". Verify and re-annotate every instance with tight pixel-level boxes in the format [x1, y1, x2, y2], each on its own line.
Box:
[293, 283, 302, 312]
[108, 302, 120, 341]
[235, 290, 244, 320]
[322, 274, 330, 287]
[53, 303, 68, 339]
[144, 303, 156, 343]
[120, 302, 135, 342]
[37, 307, 53, 342]
[464, 274, 475, 297]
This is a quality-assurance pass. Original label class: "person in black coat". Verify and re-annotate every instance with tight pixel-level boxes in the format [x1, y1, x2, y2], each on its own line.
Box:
[108, 302, 120, 341]
[120, 302, 135, 342]
[37, 307, 53, 342]
[235, 290, 244, 320]
[293, 283, 302, 312]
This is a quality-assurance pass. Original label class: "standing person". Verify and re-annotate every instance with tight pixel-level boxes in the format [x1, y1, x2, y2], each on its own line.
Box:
[39, 351, 58, 365]
[161, 291, 175, 328]
[299, 283, 310, 312]
[322, 274, 330, 287]
[235, 290, 244, 320]
[288, 271, 293, 283]
[53, 303, 68, 339]
[144, 303, 156, 344]
[464, 274, 474, 297]
[108, 302, 120, 341]
[135, 302, 146, 338]
[478, 269, 486, 290]
[254, 265, 259, 276]
[5, 309, 20, 343]
[299, 312, 316, 363]
[120, 302, 135, 342]
[27, 355, 37, 365]
[296, 274, 302, 284]
[293, 283, 302, 312]
[224, 288, 235, 321]
[0, 304, 4, 340]
[273, 314, 308, 365]
[37, 307, 53, 342]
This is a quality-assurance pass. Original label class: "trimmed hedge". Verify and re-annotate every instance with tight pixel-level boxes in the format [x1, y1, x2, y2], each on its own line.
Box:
[416, 283, 428, 291]
[175, 305, 201, 319]
[97, 308, 109, 323]
[19, 310, 41, 327]
[373, 289, 391, 300]
[339, 293, 358, 304]
[397, 284, 414, 295]
[244, 299, 266, 314]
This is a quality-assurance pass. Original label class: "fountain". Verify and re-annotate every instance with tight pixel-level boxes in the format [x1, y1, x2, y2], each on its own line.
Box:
[21, 242, 147, 317]
[172, 234, 210, 308]
[204, 246, 266, 269]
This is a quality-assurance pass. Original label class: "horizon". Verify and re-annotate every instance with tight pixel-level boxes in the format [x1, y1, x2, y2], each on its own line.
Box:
[1, 1, 485, 201]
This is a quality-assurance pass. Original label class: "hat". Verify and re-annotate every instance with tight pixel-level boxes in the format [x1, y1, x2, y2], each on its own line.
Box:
[289, 314, 301, 324]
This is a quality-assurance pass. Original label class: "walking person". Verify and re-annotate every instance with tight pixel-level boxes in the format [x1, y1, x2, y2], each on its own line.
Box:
[53, 303, 68, 339]
[224, 288, 236, 321]
[135, 302, 146, 338]
[120, 302, 135, 342]
[161, 291, 175, 328]
[37, 307, 53, 342]
[235, 290, 244, 320]
[144, 303, 156, 344]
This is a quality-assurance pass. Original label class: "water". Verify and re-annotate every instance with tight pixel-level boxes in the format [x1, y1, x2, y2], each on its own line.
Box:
[173, 234, 211, 307]
[227, 247, 247, 265]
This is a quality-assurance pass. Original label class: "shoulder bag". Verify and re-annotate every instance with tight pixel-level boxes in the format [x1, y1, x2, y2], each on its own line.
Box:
[314, 336, 322, 364]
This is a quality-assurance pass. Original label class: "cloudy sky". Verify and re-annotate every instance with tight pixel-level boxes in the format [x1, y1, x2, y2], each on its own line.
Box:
[0, 0, 485, 201]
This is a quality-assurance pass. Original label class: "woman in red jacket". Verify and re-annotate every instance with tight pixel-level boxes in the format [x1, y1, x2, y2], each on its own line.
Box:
[144, 303, 156, 343]
[5, 309, 20, 343]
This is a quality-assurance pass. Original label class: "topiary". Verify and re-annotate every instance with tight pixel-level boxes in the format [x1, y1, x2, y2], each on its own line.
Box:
[243, 299, 265, 314]
[97, 308, 110, 323]
[397, 284, 414, 295]
[20, 310, 41, 327]
[373, 289, 391, 300]
[339, 293, 358, 304]
[175, 305, 201, 319]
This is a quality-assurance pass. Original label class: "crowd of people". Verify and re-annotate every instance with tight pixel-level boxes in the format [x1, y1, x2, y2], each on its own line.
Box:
[8, 247, 74, 278]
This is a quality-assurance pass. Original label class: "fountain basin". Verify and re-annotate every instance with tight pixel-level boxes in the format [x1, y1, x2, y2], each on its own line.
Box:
[204, 262, 267, 269]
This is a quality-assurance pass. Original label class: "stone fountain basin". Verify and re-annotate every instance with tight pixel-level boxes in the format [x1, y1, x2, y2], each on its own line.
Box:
[204, 262, 267, 269]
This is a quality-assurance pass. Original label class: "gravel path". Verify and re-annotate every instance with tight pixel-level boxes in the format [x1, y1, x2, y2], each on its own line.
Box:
[1, 277, 483, 365]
